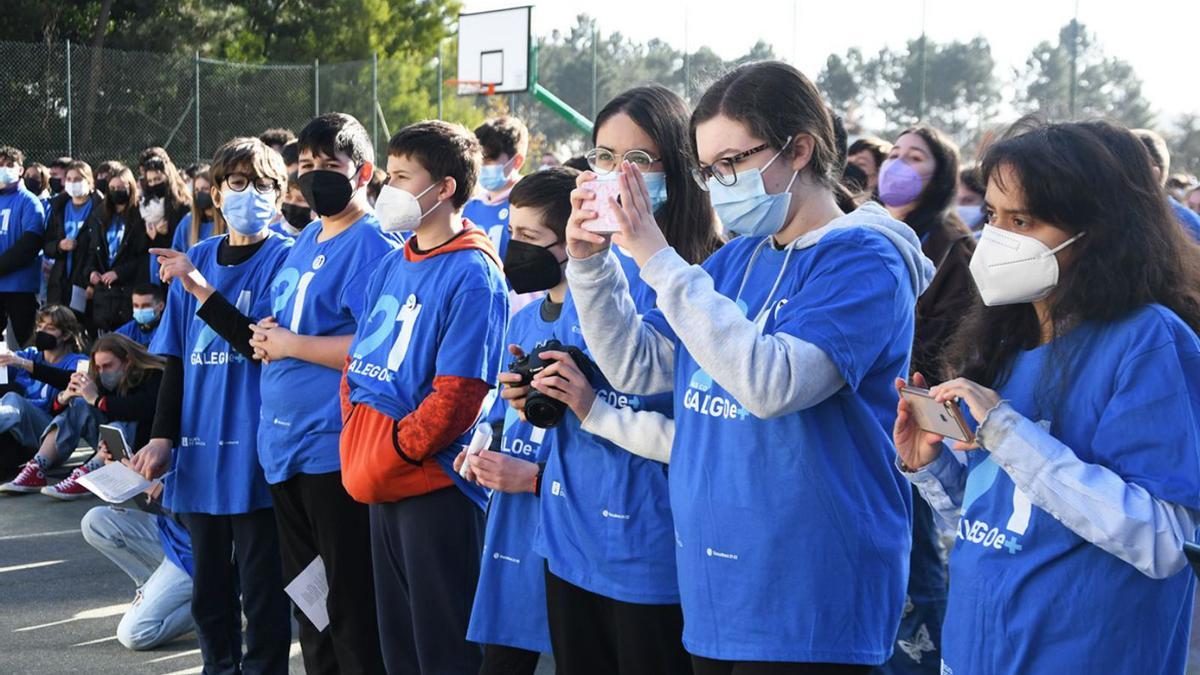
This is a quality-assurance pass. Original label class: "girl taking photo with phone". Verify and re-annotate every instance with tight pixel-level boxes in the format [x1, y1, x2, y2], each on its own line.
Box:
[565, 61, 935, 674]
[894, 118, 1200, 674]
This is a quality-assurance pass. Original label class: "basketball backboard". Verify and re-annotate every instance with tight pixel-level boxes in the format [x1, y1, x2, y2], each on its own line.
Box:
[455, 6, 532, 95]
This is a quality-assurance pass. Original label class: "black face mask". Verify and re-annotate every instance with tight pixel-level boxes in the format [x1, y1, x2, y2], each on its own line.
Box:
[24, 177, 43, 194]
[34, 331, 61, 352]
[144, 182, 167, 199]
[109, 189, 131, 206]
[49, 177, 64, 194]
[503, 239, 565, 294]
[194, 191, 213, 212]
[297, 169, 356, 217]
[281, 203, 312, 231]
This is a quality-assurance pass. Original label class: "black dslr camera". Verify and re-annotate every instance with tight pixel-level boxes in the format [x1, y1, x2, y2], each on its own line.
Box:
[509, 339, 597, 428]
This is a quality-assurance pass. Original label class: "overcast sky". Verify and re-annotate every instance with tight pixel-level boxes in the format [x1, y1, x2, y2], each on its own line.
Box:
[461, 0, 1198, 128]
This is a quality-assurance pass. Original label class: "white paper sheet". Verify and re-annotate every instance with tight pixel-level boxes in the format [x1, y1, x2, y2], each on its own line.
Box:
[69, 285, 88, 313]
[75, 462, 155, 503]
[284, 556, 330, 632]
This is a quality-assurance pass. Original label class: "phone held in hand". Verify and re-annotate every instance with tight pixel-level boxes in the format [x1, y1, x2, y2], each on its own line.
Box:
[99, 424, 132, 463]
[899, 385, 975, 444]
[582, 179, 622, 234]
[75, 360, 90, 375]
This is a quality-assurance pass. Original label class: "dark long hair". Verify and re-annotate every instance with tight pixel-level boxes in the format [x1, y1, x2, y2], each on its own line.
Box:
[944, 117, 1200, 387]
[894, 125, 963, 237]
[691, 61, 858, 214]
[594, 85, 723, 264]
[100, 163, 143, 231]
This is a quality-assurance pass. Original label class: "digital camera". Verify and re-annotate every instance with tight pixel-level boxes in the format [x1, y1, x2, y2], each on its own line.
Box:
[509, 339, 597, 428]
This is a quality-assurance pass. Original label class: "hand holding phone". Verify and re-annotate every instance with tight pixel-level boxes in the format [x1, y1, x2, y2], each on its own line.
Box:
[898, 385, 975, 444]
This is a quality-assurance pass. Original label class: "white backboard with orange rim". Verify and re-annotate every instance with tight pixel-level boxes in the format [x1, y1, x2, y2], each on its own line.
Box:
[456, 6, 532, 95]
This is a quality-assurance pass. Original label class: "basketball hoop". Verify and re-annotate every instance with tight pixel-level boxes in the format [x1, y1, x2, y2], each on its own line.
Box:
[446, 79, 498, 96]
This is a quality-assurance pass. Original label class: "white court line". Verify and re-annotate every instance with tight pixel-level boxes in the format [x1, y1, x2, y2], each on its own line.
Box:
[72, 634, 119, 647]
[14, 602, 127, 632]
[145, 648, 202, 664]
[0, 529, 79, 542]
[158, 641, 300, 675]
[0, 559, 65, 574]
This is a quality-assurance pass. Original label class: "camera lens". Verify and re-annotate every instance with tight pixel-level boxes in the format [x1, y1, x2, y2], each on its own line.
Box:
[525, 392, 567, 428]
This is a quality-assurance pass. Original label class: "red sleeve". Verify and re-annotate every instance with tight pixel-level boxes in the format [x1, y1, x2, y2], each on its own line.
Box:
[340, 357, 353, 423]
[394, 375, 491, 462]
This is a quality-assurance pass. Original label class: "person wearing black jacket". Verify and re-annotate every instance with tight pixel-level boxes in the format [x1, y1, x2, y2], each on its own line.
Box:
[76, 163, 149, 331]
[876, 124, 975, 675]
[0, 333, 164, 499]
[44, 160, 103, 309]
[137, 149, 191, 260]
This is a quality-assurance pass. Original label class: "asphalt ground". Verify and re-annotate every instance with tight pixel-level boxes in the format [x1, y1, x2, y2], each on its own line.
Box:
[0, 449, 554, 675]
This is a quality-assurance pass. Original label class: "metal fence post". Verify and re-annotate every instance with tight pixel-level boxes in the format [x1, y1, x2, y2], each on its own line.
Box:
[65, 40, 72, 156]
[436, 41, 443, 120]
[194, 51, 201, 163]
[314, 59, 320, 116]
[372, 53, 379, 152]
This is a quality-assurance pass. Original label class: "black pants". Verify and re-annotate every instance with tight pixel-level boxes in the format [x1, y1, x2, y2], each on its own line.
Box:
[270, 471, 385, 675]
[0, 292, 37, 346]
[181, 509, 292, 675]
[544, 568, 691, 675]
[369, 486, 485, 675]
[480, 644, 541, 675]
[692, 657, 873, 675]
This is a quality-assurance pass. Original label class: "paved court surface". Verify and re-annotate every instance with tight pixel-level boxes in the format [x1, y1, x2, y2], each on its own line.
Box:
[0, 454, 553, 675]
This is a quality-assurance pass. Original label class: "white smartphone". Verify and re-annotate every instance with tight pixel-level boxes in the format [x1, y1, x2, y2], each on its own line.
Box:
[75, 360, 90, 375]
[98, 424, 131, 463]
[582, 179, 622, 234]
[899, 385, 975, 443]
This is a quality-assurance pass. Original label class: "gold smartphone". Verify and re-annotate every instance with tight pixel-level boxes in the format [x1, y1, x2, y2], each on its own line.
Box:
[899, 385, 975, 443]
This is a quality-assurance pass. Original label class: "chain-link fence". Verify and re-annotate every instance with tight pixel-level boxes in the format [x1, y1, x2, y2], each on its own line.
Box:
[0, 40, 483, 169]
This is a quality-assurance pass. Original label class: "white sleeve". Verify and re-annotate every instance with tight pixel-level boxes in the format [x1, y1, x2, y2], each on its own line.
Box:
[980, 402, 1199, 579]
[580, 398, 674, 464]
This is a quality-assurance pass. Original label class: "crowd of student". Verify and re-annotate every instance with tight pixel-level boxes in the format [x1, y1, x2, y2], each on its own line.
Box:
[1, 58, 1199, 675]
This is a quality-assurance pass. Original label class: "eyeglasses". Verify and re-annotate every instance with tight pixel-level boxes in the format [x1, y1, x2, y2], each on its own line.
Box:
[585, 148, 661, 175]
[224, 172, 278, 194]
[691, 143, 774, 191]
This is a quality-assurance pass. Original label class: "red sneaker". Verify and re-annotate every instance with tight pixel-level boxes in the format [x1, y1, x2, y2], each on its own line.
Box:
[41, 465, 94, 501]
[0, 460, 48, 494]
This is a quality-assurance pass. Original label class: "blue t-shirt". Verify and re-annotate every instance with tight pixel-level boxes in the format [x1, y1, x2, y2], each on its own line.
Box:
[535, 282, 679, 605]
[942, 304, 1200, 675]
[115, 319, 158, 348]
[157, 512, 194, 577]
[152, 233, 294, 513]
[1169, 196, 1200, 243]
[62, 199, 94, 278]
[463, 198, 511, 261]
[642, 231, 915, 662]
[8, 347, 87, 412]
[467, 298, 556, 653]
[257, 214, 399, 484]
[0, 185, 47, 292]
[346, 232, 509, 508]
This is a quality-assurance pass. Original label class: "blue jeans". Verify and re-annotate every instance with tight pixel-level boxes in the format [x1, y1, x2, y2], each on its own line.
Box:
[0, 391, 51, 449]
[80, 505, 194, 650]
[41, 397, 136, 465]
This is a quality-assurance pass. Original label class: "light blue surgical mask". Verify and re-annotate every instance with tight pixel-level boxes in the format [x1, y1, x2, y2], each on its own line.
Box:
[642, 171, 669, 214]
[0, 166, 21, 188]
[479, 161, 513, 193]
[708, 144, 798, 238]
[220, 187, 277, 236]
[133, 308, 158, 326]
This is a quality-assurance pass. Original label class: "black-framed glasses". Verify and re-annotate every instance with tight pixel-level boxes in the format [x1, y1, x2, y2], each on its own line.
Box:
[224, 172, 278, 194]
[691, 143, 774, 191]
[586, 148, 661, 175]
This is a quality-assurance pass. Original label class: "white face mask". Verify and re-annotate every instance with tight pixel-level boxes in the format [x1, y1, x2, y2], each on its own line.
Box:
[65, 180, 90, 198]
[968, 225, 1085, 306]
[139, 197, 165, 225]
[373, 182, 441, 232]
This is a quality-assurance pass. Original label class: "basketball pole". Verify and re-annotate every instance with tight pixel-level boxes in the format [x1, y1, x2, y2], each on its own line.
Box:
[528, 43, 593, 136]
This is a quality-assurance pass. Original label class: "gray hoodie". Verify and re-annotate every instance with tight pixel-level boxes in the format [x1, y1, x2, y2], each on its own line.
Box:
[565, 202, 935, 420]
